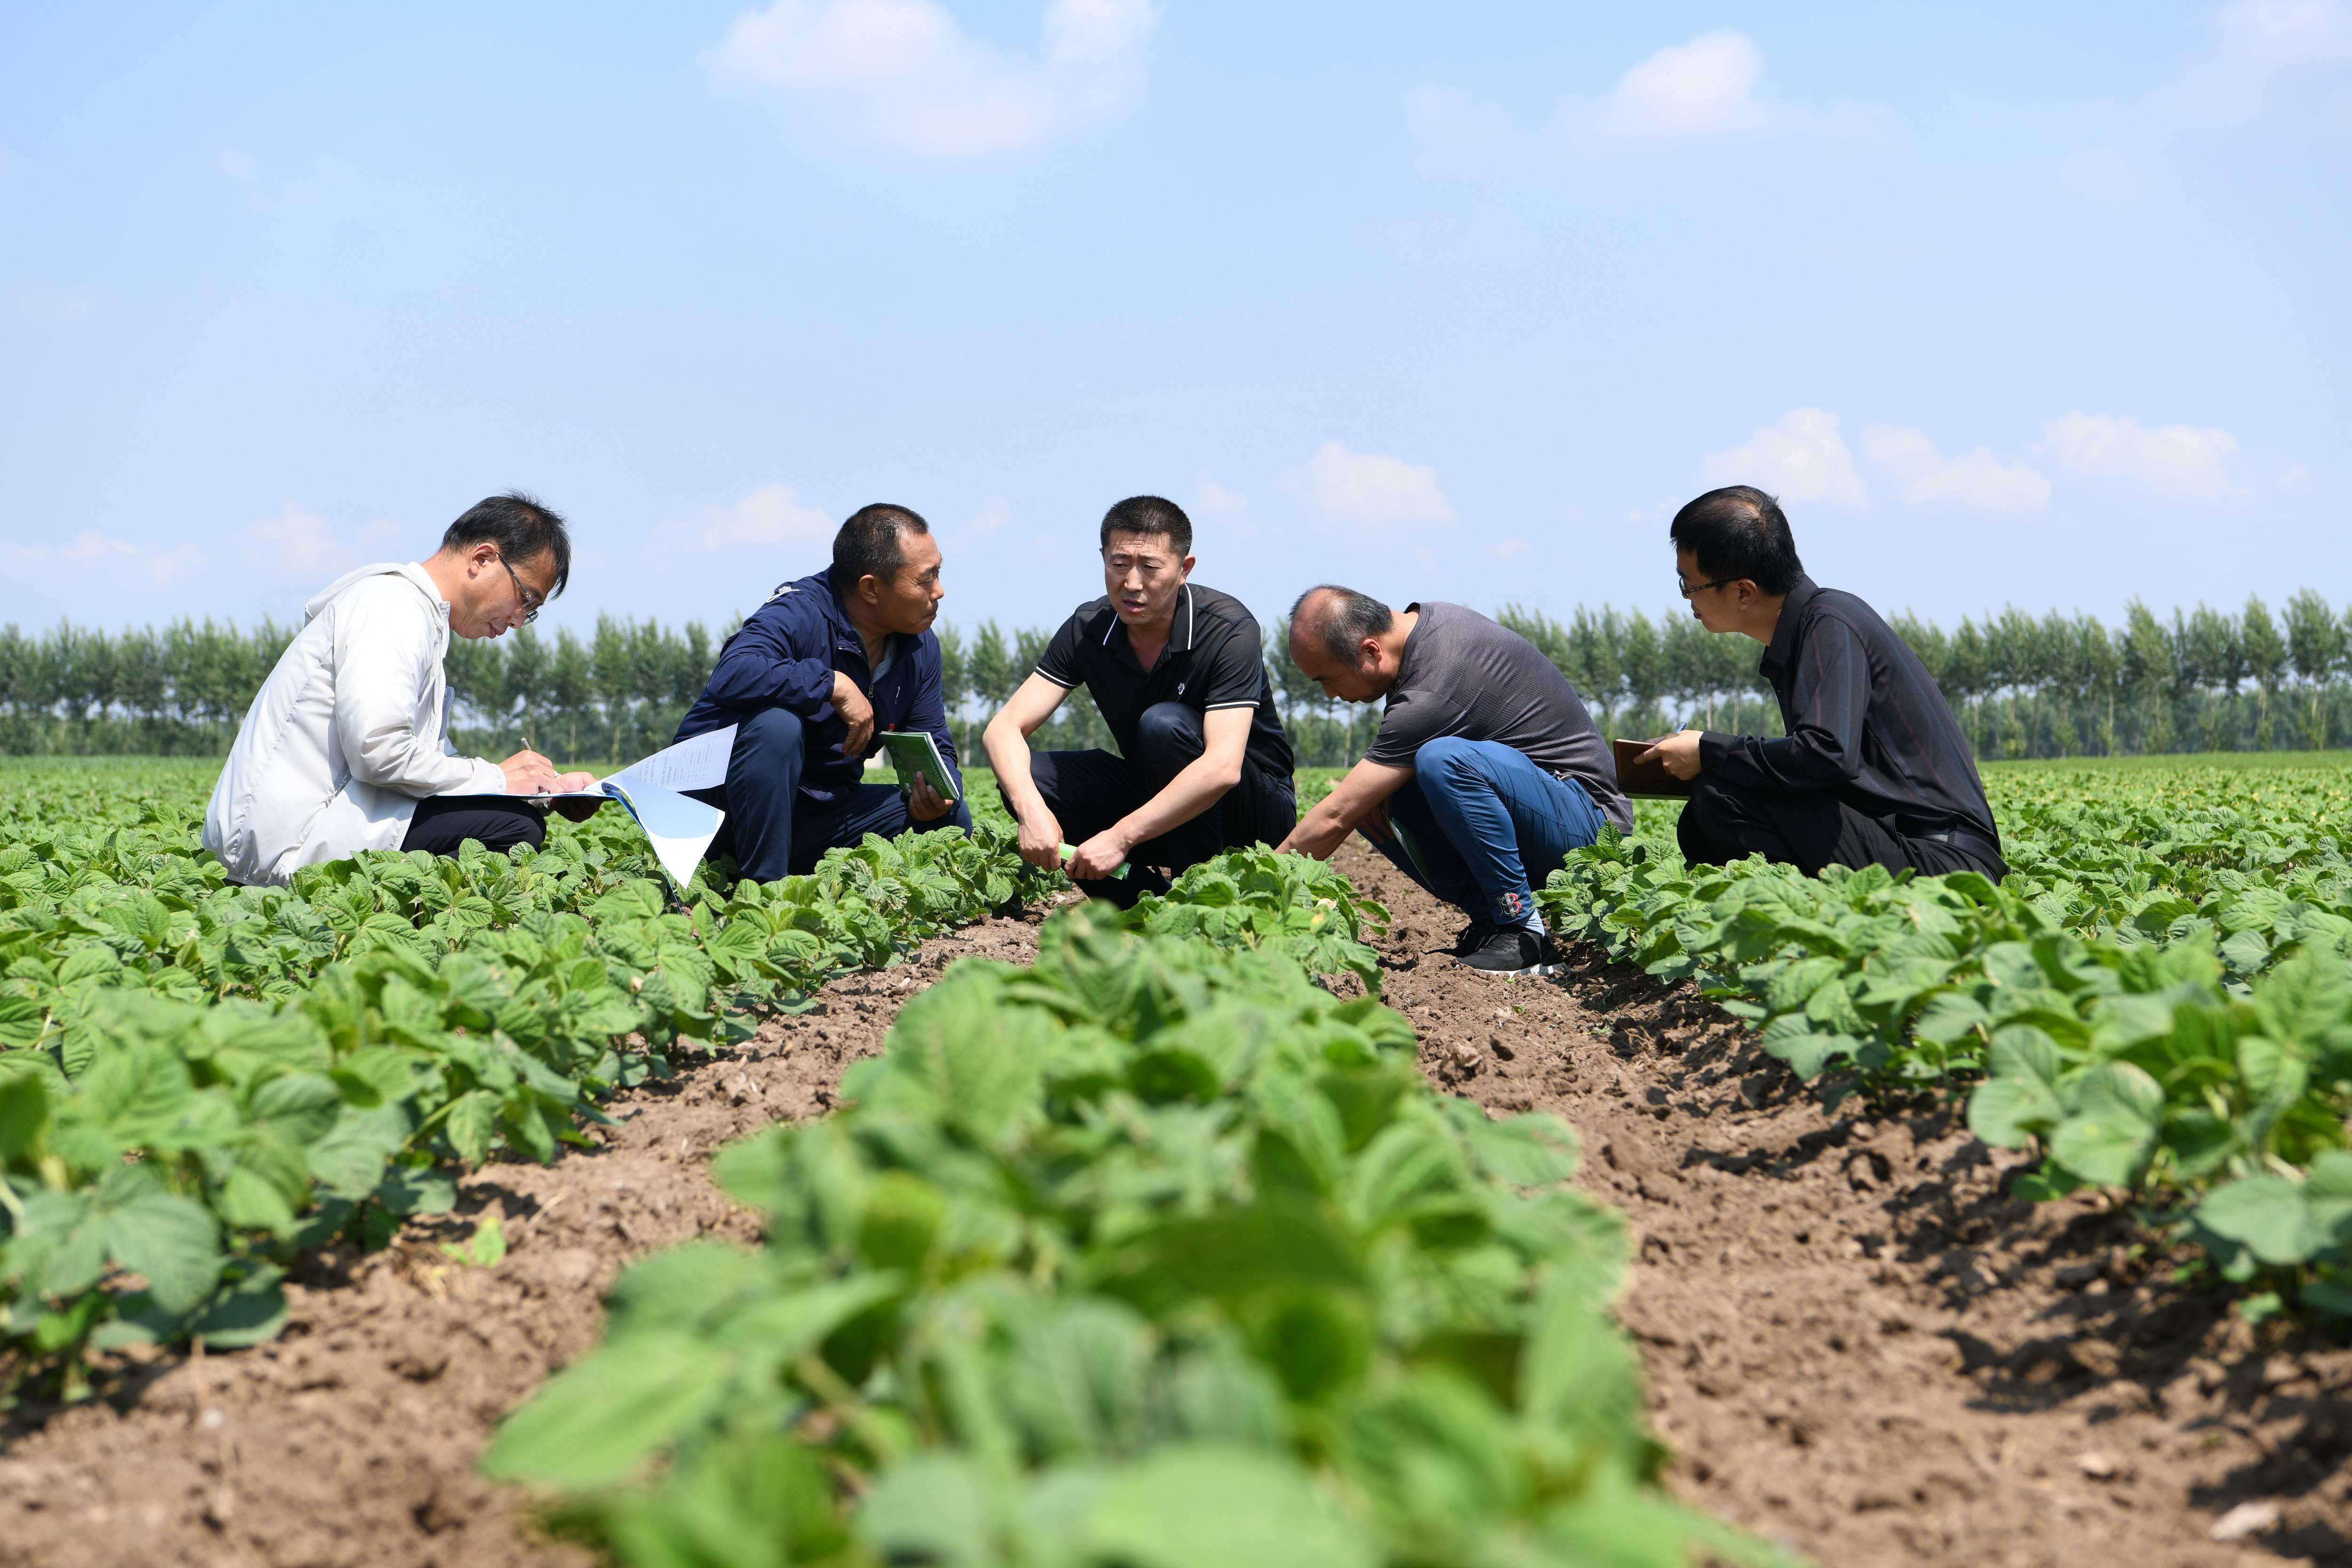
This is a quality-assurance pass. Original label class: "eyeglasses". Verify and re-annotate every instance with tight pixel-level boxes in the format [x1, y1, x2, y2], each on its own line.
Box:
[493, 553, 545, 624]
[1676, 575, 1737, 598]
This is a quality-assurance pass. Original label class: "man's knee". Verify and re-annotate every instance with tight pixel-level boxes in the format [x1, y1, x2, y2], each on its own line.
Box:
[1413, 734, 1483, 785]
[736, 706, 806, 764]
[1677, 779, 1748, 865]
[1132, 702, 1203, 764]
[512, 813, 547, 854]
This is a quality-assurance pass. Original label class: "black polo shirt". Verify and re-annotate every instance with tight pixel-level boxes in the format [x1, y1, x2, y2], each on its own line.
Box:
[1033, 582, 1295, 776]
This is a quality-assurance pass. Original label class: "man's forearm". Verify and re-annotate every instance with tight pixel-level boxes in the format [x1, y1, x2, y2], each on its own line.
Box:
[1110, 754, 1239, 852]
[983, 721, 1049, 822]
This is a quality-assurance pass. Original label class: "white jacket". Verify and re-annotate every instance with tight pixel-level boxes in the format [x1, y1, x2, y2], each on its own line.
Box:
[203, 562, 509, 885]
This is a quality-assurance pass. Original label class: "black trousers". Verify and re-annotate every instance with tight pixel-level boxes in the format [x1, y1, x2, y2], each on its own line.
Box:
[1677, 777, 2007, 880]
[401, 796, 547, 857]
[1015, 701, 1295, 904]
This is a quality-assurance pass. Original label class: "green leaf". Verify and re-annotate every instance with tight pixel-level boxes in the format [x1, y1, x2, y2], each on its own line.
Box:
[1077, 1445, 1375, 1568]
[2049, 1062, 2164, 1187]
[445, 1090, 500, 1166]
[483, 1331, 732, 1489]
[103, 1190, 222, 1315]
[2196, 1176, 2325, 1266]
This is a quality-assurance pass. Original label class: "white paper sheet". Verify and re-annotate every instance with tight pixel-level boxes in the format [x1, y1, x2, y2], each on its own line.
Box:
[601, 724, 736, 796]
[604, 782, 725, 893]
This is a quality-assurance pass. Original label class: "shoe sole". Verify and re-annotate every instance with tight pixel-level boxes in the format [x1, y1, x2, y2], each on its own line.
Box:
[1449, 953, 1567, 978]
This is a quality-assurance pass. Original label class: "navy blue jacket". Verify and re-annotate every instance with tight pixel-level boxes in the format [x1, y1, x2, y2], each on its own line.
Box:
[675, 572, 961, 805]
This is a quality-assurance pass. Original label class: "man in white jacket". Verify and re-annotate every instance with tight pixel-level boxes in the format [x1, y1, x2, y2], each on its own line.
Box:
[204, 492, 594, 886]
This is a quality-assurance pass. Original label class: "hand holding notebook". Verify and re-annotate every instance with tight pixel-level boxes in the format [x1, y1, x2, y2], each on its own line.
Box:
[1612, 737, 1696, 798]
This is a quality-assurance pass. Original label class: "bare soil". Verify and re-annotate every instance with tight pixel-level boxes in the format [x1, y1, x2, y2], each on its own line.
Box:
[0, 914, 1047, 1568]
[1343, 843, 2350, 1568]
[5, 854, 2348, 1568]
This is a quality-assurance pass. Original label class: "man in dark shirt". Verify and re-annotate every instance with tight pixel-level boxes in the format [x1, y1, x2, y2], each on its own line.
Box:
[675, 503, 969, 883]
[1639, 485, 2007, 879]
[984, 495, 1294, 903]
[1280, 587, 1630, 972]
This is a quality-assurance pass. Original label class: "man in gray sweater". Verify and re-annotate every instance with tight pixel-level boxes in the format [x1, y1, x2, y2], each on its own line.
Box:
[1280, 586, 1631, 972]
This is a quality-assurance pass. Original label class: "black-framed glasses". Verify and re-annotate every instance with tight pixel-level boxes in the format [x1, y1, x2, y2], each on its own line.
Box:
[1676, 575, 1736, 599]
[493, 553, 545, 624]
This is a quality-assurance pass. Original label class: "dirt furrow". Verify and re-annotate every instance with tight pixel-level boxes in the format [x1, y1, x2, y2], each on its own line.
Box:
[0, 915, 1045, 1568]
[1340, 843, 2348, 1568]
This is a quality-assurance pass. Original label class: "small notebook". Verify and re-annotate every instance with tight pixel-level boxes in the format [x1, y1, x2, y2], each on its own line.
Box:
[1612, 738, 1695, 799]
[875, 729, 961, 804]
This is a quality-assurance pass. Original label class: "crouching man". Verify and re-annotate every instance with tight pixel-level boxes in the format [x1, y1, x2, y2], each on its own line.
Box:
[674, 503, 971, 883]
[1638, 486, 2007, 879]
[985, 496, 1296, 906]
[1279, 587, 1633, 973]
[204, 492, 591, 885]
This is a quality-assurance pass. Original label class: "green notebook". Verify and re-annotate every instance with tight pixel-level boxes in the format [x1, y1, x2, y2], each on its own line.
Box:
[875, 729, 960, 803]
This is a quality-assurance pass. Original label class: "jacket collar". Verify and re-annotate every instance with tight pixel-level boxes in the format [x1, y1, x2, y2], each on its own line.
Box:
[1760, 574, 1820, 678]
[775, 571, 914, 669]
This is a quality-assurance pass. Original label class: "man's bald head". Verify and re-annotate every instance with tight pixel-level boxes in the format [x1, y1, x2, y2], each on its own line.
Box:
[1288, 584, 1409, 704]
[1291, 584, 1393, 664]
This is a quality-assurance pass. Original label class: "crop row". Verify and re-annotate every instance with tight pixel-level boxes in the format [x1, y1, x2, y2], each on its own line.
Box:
[1539, 764, 2352, 1319]
[482, 896, 1782, 1568]
[0, 769, 1066, 1392]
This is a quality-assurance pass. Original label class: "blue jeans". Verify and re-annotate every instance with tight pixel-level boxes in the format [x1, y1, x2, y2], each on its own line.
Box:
[1363, 738, 1607, 924]
[691, 707, 972, 883]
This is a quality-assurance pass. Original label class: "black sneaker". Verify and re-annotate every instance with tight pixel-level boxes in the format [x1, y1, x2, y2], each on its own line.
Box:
[1455, 924, 1556, 974]
[1451, 919, 1498, 956]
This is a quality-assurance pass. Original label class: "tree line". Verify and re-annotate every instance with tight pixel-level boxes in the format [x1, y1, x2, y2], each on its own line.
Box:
[6, 592, 2352, 764]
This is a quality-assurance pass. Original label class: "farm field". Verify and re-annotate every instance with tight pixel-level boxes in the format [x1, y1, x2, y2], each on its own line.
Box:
[1, 754, 2349, 1567]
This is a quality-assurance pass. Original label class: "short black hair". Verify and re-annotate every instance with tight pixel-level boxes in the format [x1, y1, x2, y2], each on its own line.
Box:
[442, 492, 571, 596]
[1099, 495, 1192, 558]
[1292, 584, 1394, 663]
[1669, 485, 1804, 596]
[830, 503, 930, 596]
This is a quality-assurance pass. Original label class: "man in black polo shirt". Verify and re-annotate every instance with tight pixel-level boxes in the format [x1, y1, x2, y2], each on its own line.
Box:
[1638, 485, 2007, 879]
[984, 495, 1294, 902]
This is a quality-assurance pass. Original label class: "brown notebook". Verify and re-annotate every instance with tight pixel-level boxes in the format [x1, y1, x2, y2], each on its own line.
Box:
[1612, 738, 1694, 798]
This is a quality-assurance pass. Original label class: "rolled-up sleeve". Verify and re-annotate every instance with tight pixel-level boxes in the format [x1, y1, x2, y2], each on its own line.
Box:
[1700, 615, 1869, 792]
[333, 590, 505, 797]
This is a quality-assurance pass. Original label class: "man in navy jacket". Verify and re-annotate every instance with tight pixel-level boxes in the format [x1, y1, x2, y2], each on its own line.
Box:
[675, 503, 970, 883]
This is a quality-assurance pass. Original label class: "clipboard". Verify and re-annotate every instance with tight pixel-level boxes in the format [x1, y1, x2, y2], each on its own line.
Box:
[875, 729, 961, 803]
[1612, 738, 1695, 799]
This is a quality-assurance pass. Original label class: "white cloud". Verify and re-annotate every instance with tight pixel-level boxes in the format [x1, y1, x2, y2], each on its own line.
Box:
[1700, 409, 1868, 507]
[1274, 440, 1457, 532]
[1575, 30, 1774, 140]
[1412, 31, 1899, 165]
[968, 493, 1013, 534]
[1860, 426, 2050, 514]
[237, 501, 408, 577]
[2211, 0, 2352, 73]
[2174, 0, 2352, 117]
[2040, 412, 2252, 501]
[0, 531, 207, 587]
[1190, 470, 1250, 520]
[1487, 537, 1532, 560]
[648, 483, 834, 553]
[707, 0, 1159, 158]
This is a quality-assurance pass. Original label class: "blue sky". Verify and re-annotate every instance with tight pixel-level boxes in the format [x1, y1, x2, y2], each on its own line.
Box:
[2, 1, 2346, 644]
